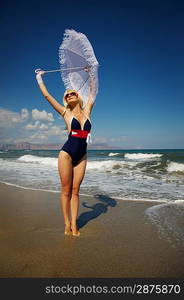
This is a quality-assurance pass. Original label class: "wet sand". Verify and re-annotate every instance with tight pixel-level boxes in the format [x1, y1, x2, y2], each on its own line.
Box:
[0, 182, 184, 278]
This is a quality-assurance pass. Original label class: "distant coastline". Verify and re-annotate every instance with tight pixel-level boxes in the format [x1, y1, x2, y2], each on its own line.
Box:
[0, 142, 122, 151]
[0, 142, 61, 151]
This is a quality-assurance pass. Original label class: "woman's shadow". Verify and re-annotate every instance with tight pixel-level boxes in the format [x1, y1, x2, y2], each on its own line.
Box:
[77, 194, 117, 229]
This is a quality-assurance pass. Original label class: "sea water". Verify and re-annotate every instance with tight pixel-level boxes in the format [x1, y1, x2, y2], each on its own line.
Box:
[1, 148, 184, 250]
[0, 149, 184, 202]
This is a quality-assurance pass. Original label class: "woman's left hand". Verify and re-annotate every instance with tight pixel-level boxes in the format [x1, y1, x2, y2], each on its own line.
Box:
[84, 66, 91, 72]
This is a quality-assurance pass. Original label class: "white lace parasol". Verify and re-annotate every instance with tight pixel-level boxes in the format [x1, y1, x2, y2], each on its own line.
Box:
[59, 29, 99, 106]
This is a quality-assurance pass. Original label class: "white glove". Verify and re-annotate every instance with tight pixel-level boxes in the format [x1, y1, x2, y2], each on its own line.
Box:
[35, 69, 45, 84]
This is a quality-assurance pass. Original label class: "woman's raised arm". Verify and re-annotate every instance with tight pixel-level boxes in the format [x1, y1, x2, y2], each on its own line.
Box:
[83, 68, 97, 115]
[35, 70, 66, 117]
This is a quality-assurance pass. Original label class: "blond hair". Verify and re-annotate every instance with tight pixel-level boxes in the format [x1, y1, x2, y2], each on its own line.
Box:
[63, 89, 83, 109]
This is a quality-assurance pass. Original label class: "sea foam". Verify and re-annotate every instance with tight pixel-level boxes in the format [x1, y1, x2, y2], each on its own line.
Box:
[108, 152, 120, 156]
[125, 153, 163, 160]
[167, 162, 184, 173]
[17, 155, 58, 167]
[87, 160, 126, 171]
[145, 202, 184, 250]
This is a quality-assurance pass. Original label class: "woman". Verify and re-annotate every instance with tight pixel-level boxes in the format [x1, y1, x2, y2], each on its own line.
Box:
[36, 69, 96, 237]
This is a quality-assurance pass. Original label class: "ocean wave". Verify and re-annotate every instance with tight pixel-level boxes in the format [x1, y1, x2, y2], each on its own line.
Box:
[108, 152, 121, 157]
[125, 153, 163, 160]
[87, 160, 127, 172]
[174, 200, 184, 204]
[17, 155, 58, 167]
[145, 202, 184, 249]
[0, 180, 60, 193]
[167, 162, 184, 173]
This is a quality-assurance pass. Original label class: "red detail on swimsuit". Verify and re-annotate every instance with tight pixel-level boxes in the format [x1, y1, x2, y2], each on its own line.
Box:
[71, 130, 89, 138]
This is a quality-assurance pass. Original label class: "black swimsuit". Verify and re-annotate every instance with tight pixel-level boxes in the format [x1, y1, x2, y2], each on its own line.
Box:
[61, 114, 91, 166]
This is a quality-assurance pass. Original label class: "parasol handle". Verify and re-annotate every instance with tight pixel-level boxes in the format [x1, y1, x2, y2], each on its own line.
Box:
[35, 66, 90, 74]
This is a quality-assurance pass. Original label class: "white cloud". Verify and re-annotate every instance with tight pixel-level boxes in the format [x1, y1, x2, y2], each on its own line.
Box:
[48, 126, 64, 135]
[0, 137, 15, 143]
[0, 108, 29, 128]
[0, 107, 68, 144]
[25, 121, 40, 130]
[0, 109, 22, 128]
[93, 135, 128, 146]
[25, 121, 49, 131]
[27, 125, 66, 143]
[109, 136, 127, 143]
[32, 109, 54, 122]
[39, 123, 49, 130]
[28, 132, 48, 141]
[21, 108, 29, 120]
[93, 136, 109, 144]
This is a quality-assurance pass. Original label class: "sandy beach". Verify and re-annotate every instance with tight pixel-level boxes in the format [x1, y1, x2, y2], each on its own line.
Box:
[0, 182, 184, 278]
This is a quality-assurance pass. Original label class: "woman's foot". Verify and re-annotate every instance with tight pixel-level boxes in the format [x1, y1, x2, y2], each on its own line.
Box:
[71, 224, 80, 237]
[64, 222, 72, 235]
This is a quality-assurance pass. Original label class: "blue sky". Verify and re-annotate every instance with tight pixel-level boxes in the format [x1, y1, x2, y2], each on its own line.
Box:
[1, 0, 184, 149]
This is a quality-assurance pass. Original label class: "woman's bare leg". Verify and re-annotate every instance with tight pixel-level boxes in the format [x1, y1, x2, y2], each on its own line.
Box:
[58, 151, 73, 235]
[71, 155, 87, 236]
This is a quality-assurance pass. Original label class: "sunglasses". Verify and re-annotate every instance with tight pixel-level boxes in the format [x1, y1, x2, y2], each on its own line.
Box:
[65, 92, 77, 99]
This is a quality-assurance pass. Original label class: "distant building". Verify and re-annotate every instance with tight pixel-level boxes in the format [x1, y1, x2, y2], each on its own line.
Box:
[0, 143, 61, 150]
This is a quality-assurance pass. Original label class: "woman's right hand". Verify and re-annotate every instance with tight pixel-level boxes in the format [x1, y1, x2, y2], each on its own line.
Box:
[35, 69, 45, 76]
[35, 69, 45, 84]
